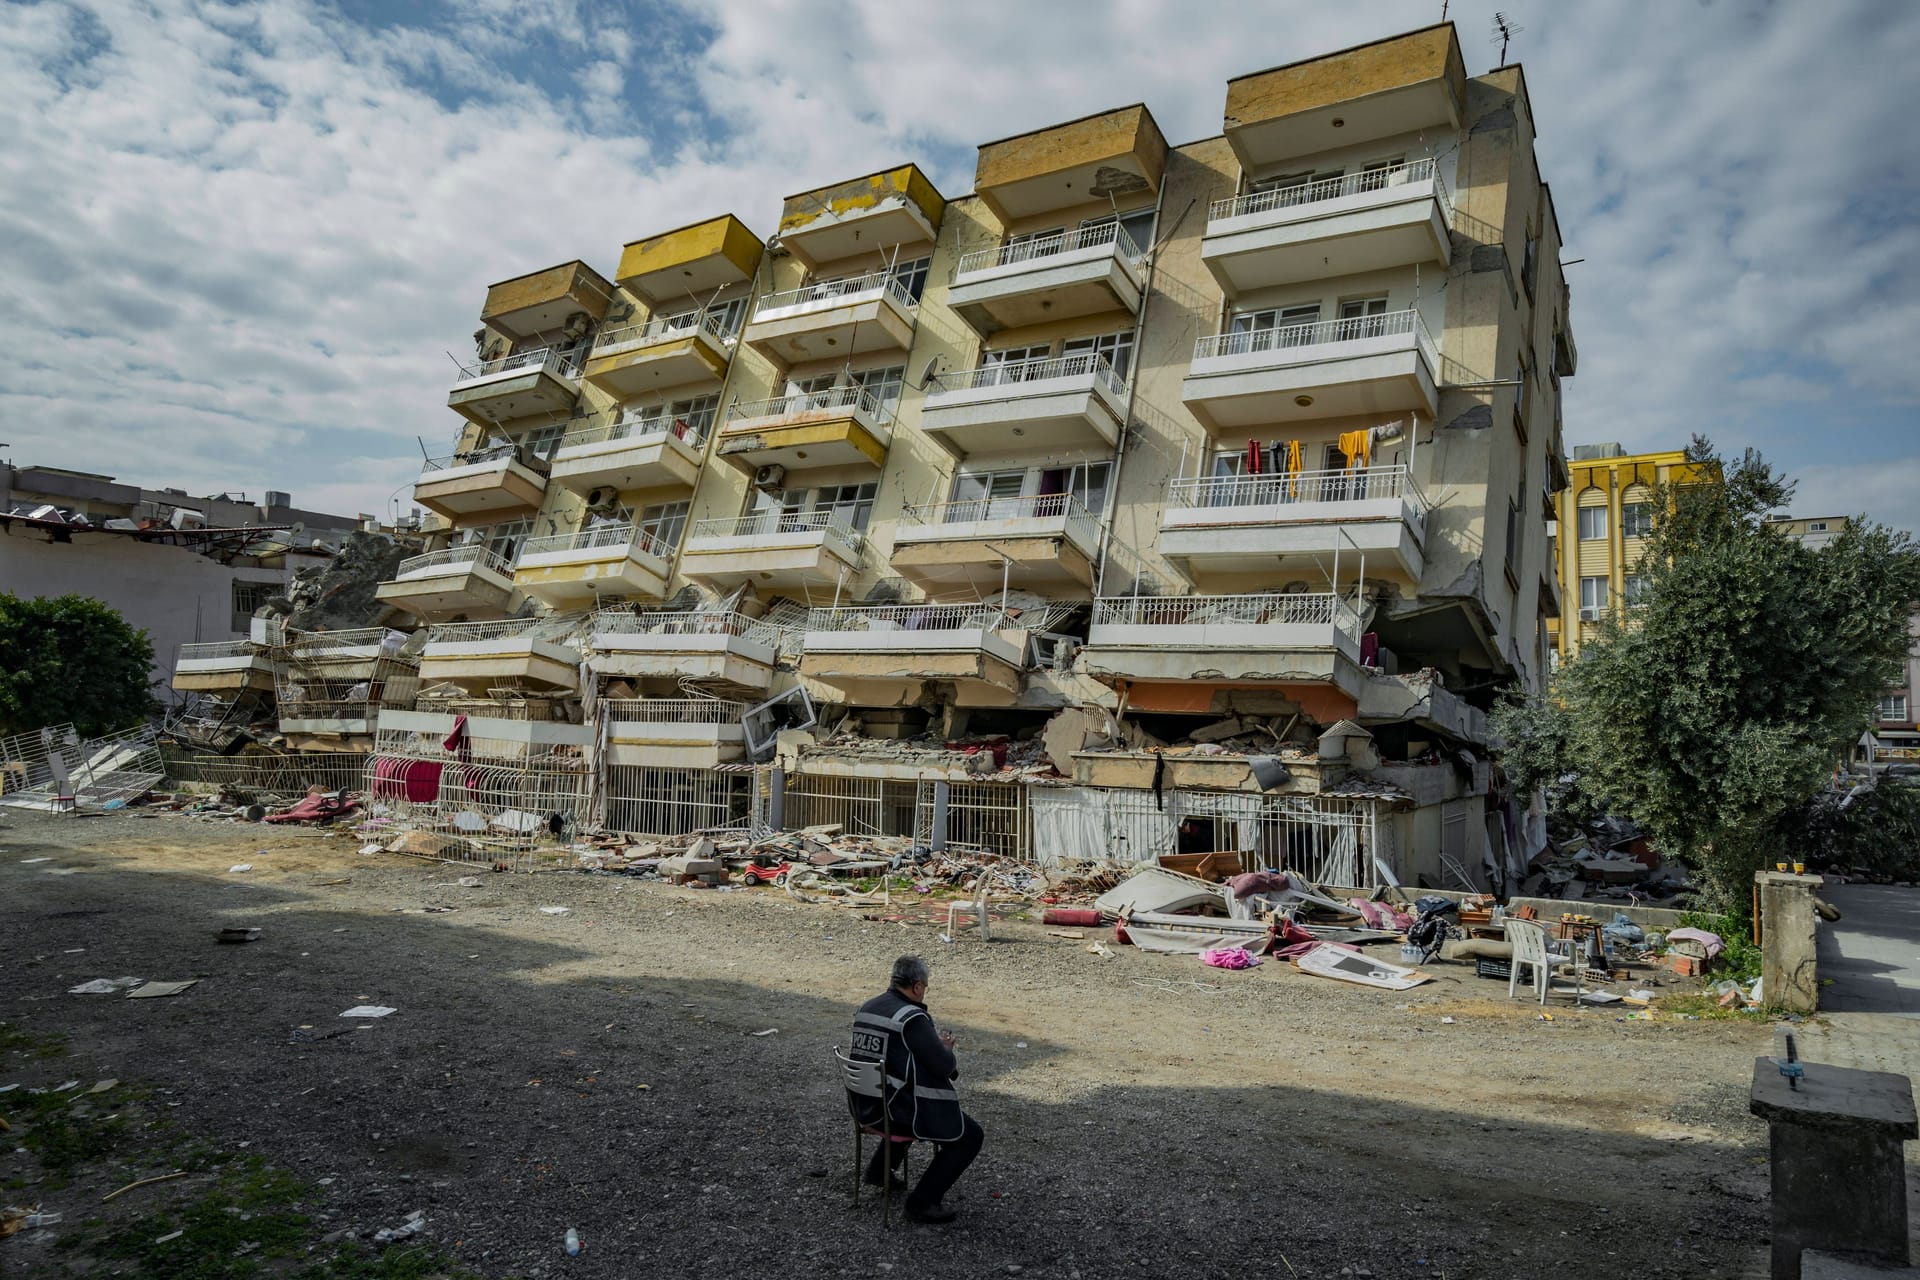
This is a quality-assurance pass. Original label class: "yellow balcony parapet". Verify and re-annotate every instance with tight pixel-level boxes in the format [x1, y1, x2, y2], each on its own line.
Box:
[616, 214, 764, 308]
[974, 103, 1167, 224]
[713, 387, 892, 473]
[480, 260, 615, 342]
[776, 164, 946, 271]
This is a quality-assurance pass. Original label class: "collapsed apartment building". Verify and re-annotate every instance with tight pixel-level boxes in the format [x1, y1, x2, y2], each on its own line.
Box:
[168, 25, 1576, 892]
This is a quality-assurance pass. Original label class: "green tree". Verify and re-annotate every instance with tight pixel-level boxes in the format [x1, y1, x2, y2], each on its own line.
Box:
[1495, 438, 1920, 907]
[0, 594, 156, 737]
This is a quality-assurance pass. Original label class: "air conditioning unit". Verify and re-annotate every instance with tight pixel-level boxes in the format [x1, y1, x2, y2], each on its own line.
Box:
[1578, 606, 1602, 622]
[584, 486, 619, 512]
[753, 464, 787, 492]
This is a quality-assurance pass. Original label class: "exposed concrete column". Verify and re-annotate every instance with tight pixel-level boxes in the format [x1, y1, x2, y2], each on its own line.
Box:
[930, 781, 949, 854]
[1758, 870, 1822, 1013]
[768, 768, 785, 833]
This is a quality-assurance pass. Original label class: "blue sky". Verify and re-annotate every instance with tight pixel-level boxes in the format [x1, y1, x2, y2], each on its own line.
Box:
[2, 0, 1916, 533]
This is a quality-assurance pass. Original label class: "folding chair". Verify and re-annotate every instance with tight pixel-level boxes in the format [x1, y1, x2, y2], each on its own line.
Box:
[832, 1046, 913, 1227]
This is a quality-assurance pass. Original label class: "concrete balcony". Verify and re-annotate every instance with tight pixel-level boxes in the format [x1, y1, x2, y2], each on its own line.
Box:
[741, 271, 918, 366]
[1202, 159, 1453, 294]
[447, 346, 584, 426]
[1182, 308, 1439, 429]
[581, 311, 732, 398]
[678, 511, 866, 592]
[373, 707, 593, 754]
[1081, 592, 1364, 693]
[418, 619, 581, 693]
[549, 415, 707, 496]
[511, 524, 674, 608]
[603, 698, 748, 768]
[974, 104, 1167, 224]
[798, 604, 1033, 702]
[478, 260, 613, 343]
[946, 223, 1144, 336]
[919, 352, 1125, 459]
[374, 545, 515, 621]
[890, 495, 1102, 596]
[615, 214, 763, 309]
[775, 164, 945, 273]
[275, 628, 420, 738]
[409, 444, 549, 521]
[171, 641, 274, 693]
[587, 610, 779, 693]
[1158, 466, 1427, 581]
[713, 386, 893, 473]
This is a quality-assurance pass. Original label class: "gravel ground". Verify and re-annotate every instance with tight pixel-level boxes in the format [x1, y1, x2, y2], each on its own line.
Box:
[1, 808, 1778, 1278]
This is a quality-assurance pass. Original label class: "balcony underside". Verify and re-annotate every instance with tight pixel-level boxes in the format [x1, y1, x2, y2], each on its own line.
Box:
[1202, 193, 1449, 293]
[581, 332, 728, 398]
[513, 548, 670, 608]
[374, 566, 514, 622]
[480, 262, 613, 343]
[678, 535, 861, 592]
[799, 631, 1026, 700]
[1226, 67, 1461, 170]
[551, 436, 703, 495]
[419, 638, 580, 693]
[412, 460, 547, 521]
[947, 253, 1140, 336]
[742, 293, 915, 366]
[587, 633, 776, 693]
[890, 528, 1096, 596]
[617, 215, 762, 308]
[1159, 501, 1424, 581]
[447, 366, 580, 426]
[919, 381, 1122, 459]
[171, 660, 275, 693]
[1182, 345, 1437, 429]
[715, 414, 888, 472]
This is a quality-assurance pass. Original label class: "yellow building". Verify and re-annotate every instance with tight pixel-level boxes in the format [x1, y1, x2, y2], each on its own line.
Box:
[1549, 444, 1715, 659]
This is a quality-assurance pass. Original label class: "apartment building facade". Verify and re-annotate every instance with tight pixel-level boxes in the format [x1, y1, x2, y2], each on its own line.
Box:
[187, 25, 1578, 888]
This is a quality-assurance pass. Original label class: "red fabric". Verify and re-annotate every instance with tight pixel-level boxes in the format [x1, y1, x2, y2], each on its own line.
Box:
[265, 793, 360, 824]
[1246, 438, 1261, 474]
[1042, 909, 1102, 927]
[442, 714, 469, 754]
[371, 757, 442, 803]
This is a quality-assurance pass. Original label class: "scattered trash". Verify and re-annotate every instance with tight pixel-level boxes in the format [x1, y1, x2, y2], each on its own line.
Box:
[154, 1229, 184, 1244]
[750, 1028, 779, 1037]
[1293, 945, 1430, 990]
[18, 857, 50, 864]
[86, 1079, 118, 1094]
[128, 980, 198, 999]
[539, 906, 570, 916]
[357, 842, 383, 857]
[1199, 945, 1263, 970]
[339, 1005, 396, 1019]
[69, 977, 144, 995]
[228, 864, 252, 873]
[458, 876, 481, 888]
[1085, 941, 1115, 959]
[373, 1210, 426, 1245]
[1440, 1016, 1456, 1025]
[565, 1226, 583, 1256]
[1048, 930, 1086, 940]
[216, 927, 261, 944]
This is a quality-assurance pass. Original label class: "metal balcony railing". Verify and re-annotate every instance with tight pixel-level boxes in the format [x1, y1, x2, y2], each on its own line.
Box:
[1093, 592, 1358, 635]
[419, 442, 520, 474]
[929, 351, 1126, 400]
[956, 220, 1141, 277]
[590, 608, 791, 650]
[687, 510, 868, 552]
[557, 409, 713, 453]
[1168, 464, 1427, 513]
[423, 617, 557, 643]
[453, 346, 582, 383]
[752, 269, 918, 318]
[178, 640, 257, 661]
[1210, 158, 1454, 225]
[802, 603, 1013, 633]
[902, 494, 1102, 549]
[396, 544, 513, 579]
[591, 308, 735, 353]
[1194, 308, 1439, 371]
[285, 626, 402, 655]
[515, 524, 675, 562]
[725, 384, 895, 427]
[603, 698, 748, 725]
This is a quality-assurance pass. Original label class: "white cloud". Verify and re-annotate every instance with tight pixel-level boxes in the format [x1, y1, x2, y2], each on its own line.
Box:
[0, 0, 1914, 535]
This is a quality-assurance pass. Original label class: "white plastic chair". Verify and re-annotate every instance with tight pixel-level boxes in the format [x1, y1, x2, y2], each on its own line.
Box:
[945, 875, 991, 941]
[1504, 918, 1578, 1005]
[832, 1047, 911, 1227]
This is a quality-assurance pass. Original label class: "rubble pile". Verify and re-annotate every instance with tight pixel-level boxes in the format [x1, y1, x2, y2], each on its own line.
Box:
[261, 530, 420, 632]
[799, 726, 1056, 778]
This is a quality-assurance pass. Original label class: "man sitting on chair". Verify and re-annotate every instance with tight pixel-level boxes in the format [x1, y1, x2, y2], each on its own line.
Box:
[849, 955, 984, 1224]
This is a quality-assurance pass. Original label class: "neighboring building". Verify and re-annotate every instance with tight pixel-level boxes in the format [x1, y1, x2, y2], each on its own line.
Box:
[1, 461, 370, 689]
[1548, 443, 1716, 660]
[1764, 513, 1848, 551]
[205, 25, 1582, 887]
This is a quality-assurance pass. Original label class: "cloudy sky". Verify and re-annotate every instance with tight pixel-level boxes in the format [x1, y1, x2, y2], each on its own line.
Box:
[2, 0, 1916, 532]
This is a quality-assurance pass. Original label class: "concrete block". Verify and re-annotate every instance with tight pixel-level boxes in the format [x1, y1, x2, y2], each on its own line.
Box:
[1758, 870, 1822, 1013]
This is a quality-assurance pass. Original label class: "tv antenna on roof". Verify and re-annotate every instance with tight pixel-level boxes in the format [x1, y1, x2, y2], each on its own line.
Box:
[1491, 12, 1523, 65]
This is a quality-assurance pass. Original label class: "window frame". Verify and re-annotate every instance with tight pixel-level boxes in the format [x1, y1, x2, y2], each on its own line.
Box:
[1576, 505, 1609, 542]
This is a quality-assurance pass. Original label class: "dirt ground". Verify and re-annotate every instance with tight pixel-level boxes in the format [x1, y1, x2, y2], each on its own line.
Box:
[1, 807, 1780, 1278]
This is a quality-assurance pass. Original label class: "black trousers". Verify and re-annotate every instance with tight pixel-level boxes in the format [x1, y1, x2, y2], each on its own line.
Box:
[875, 1113, 983, 1205]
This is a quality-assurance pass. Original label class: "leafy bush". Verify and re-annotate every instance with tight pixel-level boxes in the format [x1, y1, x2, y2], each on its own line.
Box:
[0, 593, 155, 735]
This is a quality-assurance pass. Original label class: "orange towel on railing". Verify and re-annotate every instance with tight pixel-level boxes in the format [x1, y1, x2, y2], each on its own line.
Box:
[1285, 439, 1304, 498]
[1337, 430, 1371, 472]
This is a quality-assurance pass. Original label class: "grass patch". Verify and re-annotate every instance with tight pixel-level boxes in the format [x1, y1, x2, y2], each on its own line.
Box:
[0, 1019, 70, 1059]
[1676, 909, 1764, 981]
[1658, 991, 1770, 1022]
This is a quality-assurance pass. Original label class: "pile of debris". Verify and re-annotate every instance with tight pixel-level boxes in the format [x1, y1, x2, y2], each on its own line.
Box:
[798, 725, 1057, 779]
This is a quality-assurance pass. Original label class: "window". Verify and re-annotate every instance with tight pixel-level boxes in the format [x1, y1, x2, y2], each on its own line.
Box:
[522, 423, 565, 461]
[1232, 303, 1321, 350]
[855, 364, 905, 409]
[1255, 169, 1341, 206]
[1338, 296, 1389, 339]
[888, 255, 930, 303]
[484, 518, 533, 562]
[817, 483, 877, 533]
[1579, 576, 1608, 620]
[948, 461, 1112, 519]
[1356, 156, 1406, 192]
[1063, 329, 1135, 380]
[1624, 574, 1652, 608]
[1621, 502, 1654, 539]
[1505, 499, 1520, 569]
[1082, 208, 1156, 253]
[1576, 506, 1608, 541]
[231, 580, 278, 633]
[1879, 695, 1909, 723]
[1512, 406, 1529, 446]
[636, 501, 689, 554]
[618, 394, 718, 441]
[1521, 225, 1539, 298]
[980, 344, 1051, 382]
[1809, 521, 1829, 533]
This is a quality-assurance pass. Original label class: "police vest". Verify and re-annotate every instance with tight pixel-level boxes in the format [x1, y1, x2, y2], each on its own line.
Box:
[850, 990, 964, 1143]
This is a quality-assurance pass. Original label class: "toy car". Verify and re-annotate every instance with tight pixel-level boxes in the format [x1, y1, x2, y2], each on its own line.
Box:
[738, 860, 793, 887]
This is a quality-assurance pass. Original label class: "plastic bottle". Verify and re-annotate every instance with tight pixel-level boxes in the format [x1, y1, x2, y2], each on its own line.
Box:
[565, 1227, 581, 1257]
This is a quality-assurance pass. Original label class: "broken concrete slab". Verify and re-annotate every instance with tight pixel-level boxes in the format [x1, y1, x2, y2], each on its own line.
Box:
[1094, 867, 1225, 917]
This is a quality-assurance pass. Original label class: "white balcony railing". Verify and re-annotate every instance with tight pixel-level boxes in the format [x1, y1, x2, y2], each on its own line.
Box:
[725, 385, 895, 428]
[178, 640, 257, 661]
[396, 544, 513, 579]
[1194, 308, 1438, 370]
[930, 351, 1126, 400]
[603, 698, 748, 725]
[903, 494, 1102, 549]
[285, 626, 400, 655]
[957, 221, 1141, 278]
[590, 608, 791, 650]
[424, 617, 554, 643]
[687, 510, 868, 553]
[752, 270, 918, 318]
[803, 603, 1017, 633]
[1210, 158, 1454, 225]
[419, 442, 521, 474]
[1168, 465, 1427, 513]
[558, 410, 713, 453]
[453, 346, 582, 384]
[591, 308, 735, 353]
[1093, 591, 1360, 636]
[515, 524, 675, 562]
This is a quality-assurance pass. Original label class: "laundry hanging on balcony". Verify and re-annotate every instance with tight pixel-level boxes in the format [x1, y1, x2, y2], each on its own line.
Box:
[1337, 429, 1372, 472]
[1245, 439, 1263, 474]
[1283, 439, 1304, 498]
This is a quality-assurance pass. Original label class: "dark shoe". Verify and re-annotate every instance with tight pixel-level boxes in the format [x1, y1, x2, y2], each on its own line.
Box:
[903, 1200, 957, 1224]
